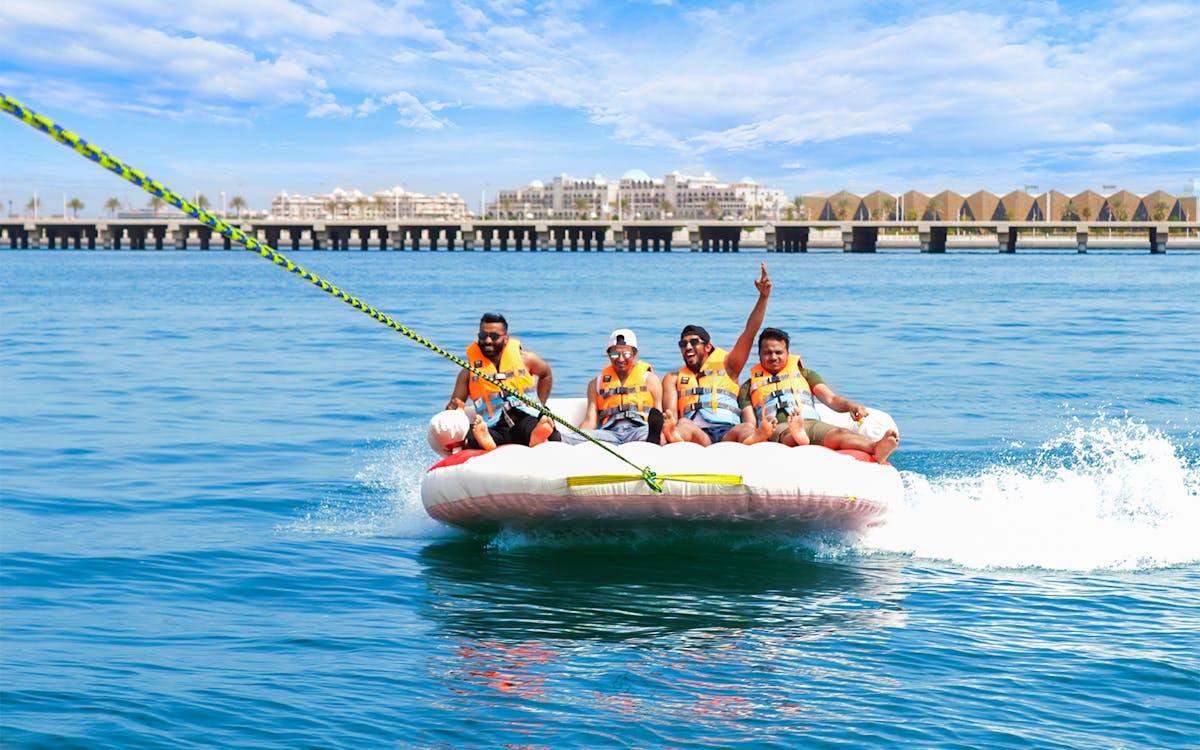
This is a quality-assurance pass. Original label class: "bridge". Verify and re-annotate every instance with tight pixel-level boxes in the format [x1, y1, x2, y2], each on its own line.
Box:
[1, 218, 1196, 253]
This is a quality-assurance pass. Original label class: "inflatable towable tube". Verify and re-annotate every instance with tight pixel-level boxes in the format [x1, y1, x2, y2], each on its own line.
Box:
[421, 398, 902, 533]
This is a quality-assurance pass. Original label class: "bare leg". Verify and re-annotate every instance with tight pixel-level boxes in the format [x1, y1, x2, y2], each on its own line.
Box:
[723, 423, 755, 443]
[662, 410, 684, 444]
[472, 415, 497, 451]
[529, 416, 555, 447]
[820, 426, 898, 462]
[666, 414, 711, 446]
[742, 417, 775, 445]
[872, 430, 899, 463]
[785, 413, 810, 446]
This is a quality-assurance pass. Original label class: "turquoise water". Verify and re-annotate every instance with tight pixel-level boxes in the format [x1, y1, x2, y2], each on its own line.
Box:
[2, 249, 1198, 748]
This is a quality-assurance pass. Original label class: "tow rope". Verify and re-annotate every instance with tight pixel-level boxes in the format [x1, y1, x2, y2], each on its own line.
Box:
[1, 92, 665, 493]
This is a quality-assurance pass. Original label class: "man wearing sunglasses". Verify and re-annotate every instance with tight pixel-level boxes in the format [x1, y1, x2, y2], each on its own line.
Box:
[446, 312, 559, 450]
[661, 263, 773, 445]
[562, 328, 664, 445]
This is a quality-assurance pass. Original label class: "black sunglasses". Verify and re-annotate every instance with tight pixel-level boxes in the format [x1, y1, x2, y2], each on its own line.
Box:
[678, 337, 705, 349]
[477, 331, 505, 341]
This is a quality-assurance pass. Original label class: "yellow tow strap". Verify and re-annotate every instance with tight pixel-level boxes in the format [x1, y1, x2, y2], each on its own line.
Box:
[568, 473, 743, 488]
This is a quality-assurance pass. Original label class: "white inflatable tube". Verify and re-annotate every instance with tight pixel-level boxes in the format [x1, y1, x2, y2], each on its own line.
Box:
[421, 398, 902, 533]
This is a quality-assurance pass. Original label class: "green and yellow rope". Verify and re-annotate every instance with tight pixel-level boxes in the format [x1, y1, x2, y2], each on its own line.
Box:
[1, 91, 667, 492]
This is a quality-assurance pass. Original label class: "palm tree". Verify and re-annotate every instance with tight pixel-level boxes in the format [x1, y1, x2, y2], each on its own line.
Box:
[500, 198, 513, 219]
[148, 195, 164, 216]
[353, 196, 368, 219]
[196, 194, 211, 212]
[324, 200, 337, 220]
[25, 196, 40, 216]
[792, 196, 804, 219]
[373, 196, 388, 219]
[67, 198, 84, 218]
[704, 198, 720, 219]
[659, 199, 673, 218]
[1081, 206, 1092, 221]
[230, 196, 247, 218]
[572, 196, 588, 219]
[620, 197, 631, 219]
[835, 198, 851, 220]
[104, 197, 122, 217]
[1152, 201, 1169, 221]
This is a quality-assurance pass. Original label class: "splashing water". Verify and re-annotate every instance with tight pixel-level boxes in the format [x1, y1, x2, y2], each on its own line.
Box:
[280, 421, 450, 539]
[867, 416, 1200, 571]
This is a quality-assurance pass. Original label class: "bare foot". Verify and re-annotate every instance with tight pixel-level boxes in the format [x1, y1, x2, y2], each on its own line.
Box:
[872, 430, 899, 463]
[744, 416, 776, 445]
[787, 413, 810, 446]
[529, 416, 555, 447]
[472, 415, 497, 451]
[661, 410, 684, 444]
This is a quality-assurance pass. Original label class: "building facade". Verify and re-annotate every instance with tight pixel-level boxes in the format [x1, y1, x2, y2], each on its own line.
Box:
[489, 170, 789, 220]
[270, 186, 469, 221]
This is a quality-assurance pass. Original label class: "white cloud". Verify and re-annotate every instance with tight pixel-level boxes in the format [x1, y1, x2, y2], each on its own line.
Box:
[382, 91, 452, 129]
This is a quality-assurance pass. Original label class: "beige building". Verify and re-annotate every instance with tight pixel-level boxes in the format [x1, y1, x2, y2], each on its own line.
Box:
[270, 186, 469, 221]
[490, 170, 788, 220]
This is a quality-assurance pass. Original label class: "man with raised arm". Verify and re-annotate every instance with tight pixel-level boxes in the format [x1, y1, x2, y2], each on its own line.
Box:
[661, 263, 774, 446]
[446, 312, 558, 450]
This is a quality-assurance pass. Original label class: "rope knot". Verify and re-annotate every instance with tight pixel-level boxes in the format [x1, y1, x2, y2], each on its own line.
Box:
[642, 467, 664, 493]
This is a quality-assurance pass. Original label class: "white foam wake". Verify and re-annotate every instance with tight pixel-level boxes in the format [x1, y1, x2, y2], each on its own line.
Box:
[866, 416, 1200, 571]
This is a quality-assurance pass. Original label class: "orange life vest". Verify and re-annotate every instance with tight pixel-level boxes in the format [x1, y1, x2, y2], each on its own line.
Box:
[675, 346, 741, 426]
[467, 338, 539, 426]
[748, 354, 820, 423]
[595, 360, 655, 428]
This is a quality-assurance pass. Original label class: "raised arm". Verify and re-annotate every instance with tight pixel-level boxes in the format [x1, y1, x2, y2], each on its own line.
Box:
[724, 262, 772, 380]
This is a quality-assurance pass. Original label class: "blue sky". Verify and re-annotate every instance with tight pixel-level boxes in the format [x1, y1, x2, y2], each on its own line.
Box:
[2, 0, 1197, 216]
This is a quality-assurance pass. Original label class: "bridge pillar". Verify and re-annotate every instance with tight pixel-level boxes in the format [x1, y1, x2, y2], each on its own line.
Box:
[689, 227, 700, 252]
[1076, 226, 1088, 253]
[262, 227, 280, 252]
[1150, 225, 1168, 254]
[997, 225, 1017, 253]
[313, 229, 330, 250]
[844, 225, 878, 252]
[919, 225, 947, 253]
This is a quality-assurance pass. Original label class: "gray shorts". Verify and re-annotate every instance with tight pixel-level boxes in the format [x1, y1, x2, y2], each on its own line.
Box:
[560, 418, 649, 445]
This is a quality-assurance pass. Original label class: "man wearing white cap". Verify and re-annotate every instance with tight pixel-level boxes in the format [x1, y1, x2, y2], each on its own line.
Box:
[562, 328, 664, 445]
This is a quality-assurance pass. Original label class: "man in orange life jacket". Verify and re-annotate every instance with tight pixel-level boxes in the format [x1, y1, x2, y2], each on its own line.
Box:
[562, 328, 664, 445]
[738, 327, 899, 462]
[446, 312, 559, 450]
[661, 263, 773, 445]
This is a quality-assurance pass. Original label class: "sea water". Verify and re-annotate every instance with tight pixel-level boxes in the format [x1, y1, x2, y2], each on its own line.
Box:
[1, 249, 1197, 748]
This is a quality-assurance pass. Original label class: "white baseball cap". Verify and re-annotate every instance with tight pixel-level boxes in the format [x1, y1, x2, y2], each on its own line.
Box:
[607, 328, 638, 349]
